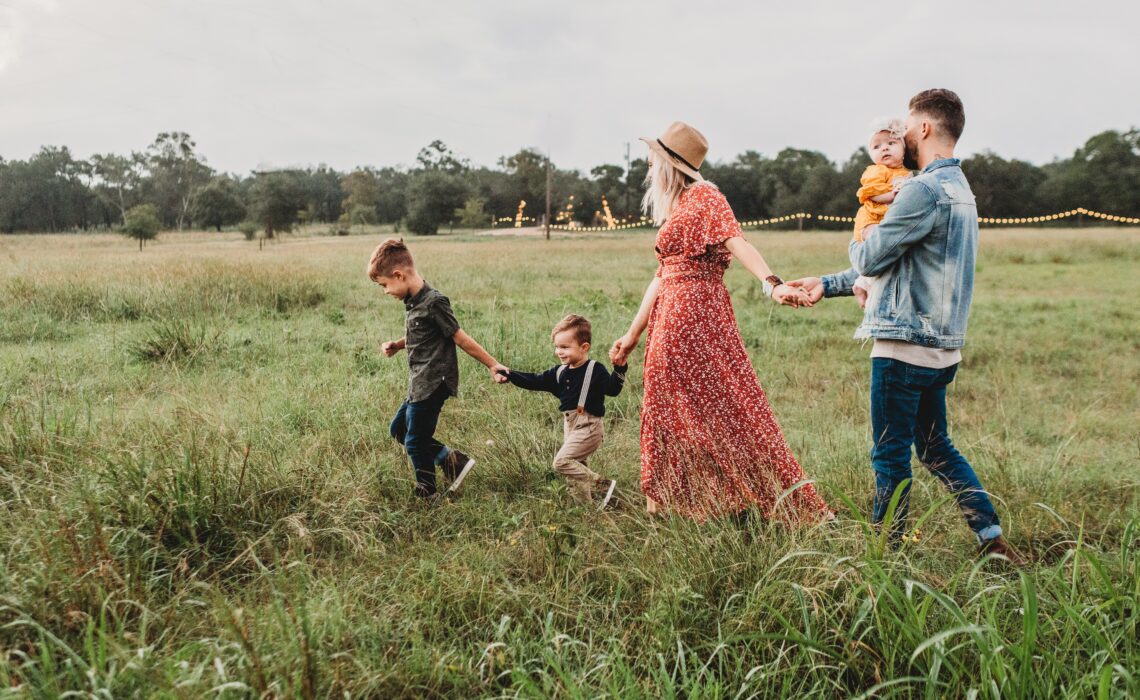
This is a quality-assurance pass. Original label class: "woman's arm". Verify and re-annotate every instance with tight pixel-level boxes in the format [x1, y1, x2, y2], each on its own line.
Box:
[609, 276, 661, 365]
[724, 237, 811, 307]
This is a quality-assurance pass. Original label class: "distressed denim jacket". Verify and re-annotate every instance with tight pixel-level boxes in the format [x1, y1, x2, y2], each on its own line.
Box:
[822, 158, 977, 349]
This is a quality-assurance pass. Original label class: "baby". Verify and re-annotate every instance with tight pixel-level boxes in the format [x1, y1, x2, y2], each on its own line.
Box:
[852, 118, 912, 300]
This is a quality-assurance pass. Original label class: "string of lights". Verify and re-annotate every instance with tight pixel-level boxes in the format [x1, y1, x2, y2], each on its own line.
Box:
[506, 206, 1139, 232]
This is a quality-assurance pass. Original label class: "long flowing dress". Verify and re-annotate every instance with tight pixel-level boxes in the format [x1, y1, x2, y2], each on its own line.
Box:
[640, 182, 831, 521]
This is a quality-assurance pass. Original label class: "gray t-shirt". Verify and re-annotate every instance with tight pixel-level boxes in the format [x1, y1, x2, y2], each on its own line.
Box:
[403, 282, 461, 403]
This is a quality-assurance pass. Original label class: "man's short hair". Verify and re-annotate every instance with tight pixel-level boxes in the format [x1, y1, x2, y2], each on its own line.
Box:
[551, 314, 591, 345]
[909, 89, 965, 142]
[367, 238, 415, 280]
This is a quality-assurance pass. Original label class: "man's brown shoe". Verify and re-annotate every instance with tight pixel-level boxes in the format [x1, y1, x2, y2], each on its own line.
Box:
[978, 536, 1029, 567]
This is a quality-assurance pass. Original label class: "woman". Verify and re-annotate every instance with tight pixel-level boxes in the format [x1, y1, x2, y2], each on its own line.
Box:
[610, 121, 831, 522]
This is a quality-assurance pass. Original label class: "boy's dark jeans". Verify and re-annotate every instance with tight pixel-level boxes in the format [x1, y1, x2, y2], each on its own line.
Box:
[870, 358, 1002, 543]
[390, 383, 451, 495]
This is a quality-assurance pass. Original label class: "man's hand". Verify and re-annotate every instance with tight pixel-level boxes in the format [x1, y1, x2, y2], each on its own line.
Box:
[787, 277, 824, 304]
[381, 339, 405, 357]
[610, 333, 639, 365]
[490, 363, 510, 384]
[853, 286, 868, 309]
[772, 283, 812, 308]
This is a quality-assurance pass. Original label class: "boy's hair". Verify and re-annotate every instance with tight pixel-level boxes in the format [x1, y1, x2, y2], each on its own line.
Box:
[367, 238, 416, 280]
[909, 89, 965, 142]
[551, 314, 591, 345]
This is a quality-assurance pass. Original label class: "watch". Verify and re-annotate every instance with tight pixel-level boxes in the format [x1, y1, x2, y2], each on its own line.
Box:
[762, 275, 784, 298]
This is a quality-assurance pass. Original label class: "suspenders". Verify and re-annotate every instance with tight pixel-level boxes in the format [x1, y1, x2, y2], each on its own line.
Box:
[556, 360, 597, 415]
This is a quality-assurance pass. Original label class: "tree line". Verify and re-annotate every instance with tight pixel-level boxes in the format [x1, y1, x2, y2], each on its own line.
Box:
[1, 129, 1137, 238]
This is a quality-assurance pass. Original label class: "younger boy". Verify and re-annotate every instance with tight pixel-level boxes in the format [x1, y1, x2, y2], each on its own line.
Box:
[500, 314, 626, 509]
[368, 238, 509, 501]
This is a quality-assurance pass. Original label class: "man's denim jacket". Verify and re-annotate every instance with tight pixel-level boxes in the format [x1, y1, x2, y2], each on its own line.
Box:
[822, 158, 977, 349]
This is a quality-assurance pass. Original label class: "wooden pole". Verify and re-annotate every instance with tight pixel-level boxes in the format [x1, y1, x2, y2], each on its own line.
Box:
[545, 155, 552, 240]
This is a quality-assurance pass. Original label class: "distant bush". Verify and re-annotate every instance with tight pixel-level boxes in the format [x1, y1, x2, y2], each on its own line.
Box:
[122, 204, 161, 250]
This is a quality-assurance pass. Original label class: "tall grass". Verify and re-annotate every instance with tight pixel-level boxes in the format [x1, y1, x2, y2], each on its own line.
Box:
[0, 228, 1136, 697]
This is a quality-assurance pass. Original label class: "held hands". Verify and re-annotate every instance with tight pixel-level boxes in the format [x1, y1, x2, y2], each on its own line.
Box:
[490, 363, 510, 384]
[609, 333, 639, 366]
[786, 277, 825, 304]
[772, 283, 813, 308]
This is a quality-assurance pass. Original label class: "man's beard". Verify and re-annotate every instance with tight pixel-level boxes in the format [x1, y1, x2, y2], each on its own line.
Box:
[903, 137, 920, 170]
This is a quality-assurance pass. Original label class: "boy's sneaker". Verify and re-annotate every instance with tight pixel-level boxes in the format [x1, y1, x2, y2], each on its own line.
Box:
[594, 479, 617, 511]
[978, 536, 1029, 567]
[413, 484, 441, 506]
[442, 450, 476, 493]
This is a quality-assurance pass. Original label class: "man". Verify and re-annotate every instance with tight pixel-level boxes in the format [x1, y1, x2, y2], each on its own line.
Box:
[791, 89, 1025, 563]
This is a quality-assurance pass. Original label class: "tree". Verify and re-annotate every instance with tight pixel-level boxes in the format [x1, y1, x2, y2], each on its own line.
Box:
[590, 164, 625, 213]
[144, 132, 213, 230]
[498, 148, 549, 208]
[123, 204, 161, 250]
[404, 169, 470, 235]
[340, 168, 382, 225]
[416, 140, 468, 174]
[962, 151, 1047, 218]
[1039, 130, 1140, 216]
[0, 146, 93, 232]
[89, 153, 144, 226]
[375, 167, 409, 224]
[704, 151, 775, 221]
[300, 165, 346, 223]
[454, 197, 489, 228]
[190, 177, 246, 231]
[248, 170, 307, 238]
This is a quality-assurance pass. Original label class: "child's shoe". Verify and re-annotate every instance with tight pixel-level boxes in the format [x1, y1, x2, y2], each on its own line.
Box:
[442, 449, 476, 493]
[413, 483, 441, 506]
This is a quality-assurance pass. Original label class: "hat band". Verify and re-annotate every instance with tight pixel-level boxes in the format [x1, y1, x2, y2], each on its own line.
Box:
[657, 139, 700, 173]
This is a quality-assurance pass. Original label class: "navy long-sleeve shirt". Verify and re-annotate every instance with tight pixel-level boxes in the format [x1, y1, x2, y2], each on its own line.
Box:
[507, 361, 627, 417]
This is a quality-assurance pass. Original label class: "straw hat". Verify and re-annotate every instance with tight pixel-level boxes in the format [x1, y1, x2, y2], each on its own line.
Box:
[640, 121, 707, 181]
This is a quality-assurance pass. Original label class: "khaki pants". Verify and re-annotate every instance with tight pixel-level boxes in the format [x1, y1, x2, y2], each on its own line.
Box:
[553, 411, 605, 503]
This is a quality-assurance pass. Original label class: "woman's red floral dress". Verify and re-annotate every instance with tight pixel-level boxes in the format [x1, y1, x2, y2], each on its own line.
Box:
[640, 182, 830, 521]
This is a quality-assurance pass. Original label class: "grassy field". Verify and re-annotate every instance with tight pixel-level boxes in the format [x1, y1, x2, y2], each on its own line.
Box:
[0, 227, 1137, 698]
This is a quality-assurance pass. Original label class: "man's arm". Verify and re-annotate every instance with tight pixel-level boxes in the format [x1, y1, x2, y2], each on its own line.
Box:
[822, 269, 859, 298]
[849, 182, 938, 278]
[453, 329, 508, 381]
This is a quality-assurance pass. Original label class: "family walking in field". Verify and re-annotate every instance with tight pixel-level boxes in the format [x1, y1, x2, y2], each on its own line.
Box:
[369, 88, 1024, 563]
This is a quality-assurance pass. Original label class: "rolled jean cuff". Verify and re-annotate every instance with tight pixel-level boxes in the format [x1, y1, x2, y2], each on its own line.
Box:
[434, 446, 450, 465]
[975, 524, 1003, 544]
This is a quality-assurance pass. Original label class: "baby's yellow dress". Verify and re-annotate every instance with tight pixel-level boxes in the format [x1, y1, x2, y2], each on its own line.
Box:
[853, 164, 912, 242]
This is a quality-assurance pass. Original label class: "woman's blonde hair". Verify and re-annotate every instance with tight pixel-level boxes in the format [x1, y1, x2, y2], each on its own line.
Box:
[641, 155, 700, 225]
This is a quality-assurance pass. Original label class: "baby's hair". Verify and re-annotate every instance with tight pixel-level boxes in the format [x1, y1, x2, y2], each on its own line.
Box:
[869, 116, 906, 142]
[367, 238, 415, 281]
[551, 314, 592, 345]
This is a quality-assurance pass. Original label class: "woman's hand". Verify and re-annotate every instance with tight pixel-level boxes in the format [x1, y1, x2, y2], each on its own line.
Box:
[772, 283, 812, 308]
[610, 333, 640, 365]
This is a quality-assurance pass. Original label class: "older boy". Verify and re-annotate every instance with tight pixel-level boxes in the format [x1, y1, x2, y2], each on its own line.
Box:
[368, 238, 508, 501]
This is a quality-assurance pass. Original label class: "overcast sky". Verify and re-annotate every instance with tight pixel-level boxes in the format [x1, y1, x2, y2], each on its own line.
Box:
[2, 0, 1138, 175]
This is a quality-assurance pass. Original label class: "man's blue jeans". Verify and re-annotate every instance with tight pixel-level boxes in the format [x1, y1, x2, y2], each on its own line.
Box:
[390, 383, 452, 496]
[870, 358, 1002, 543]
